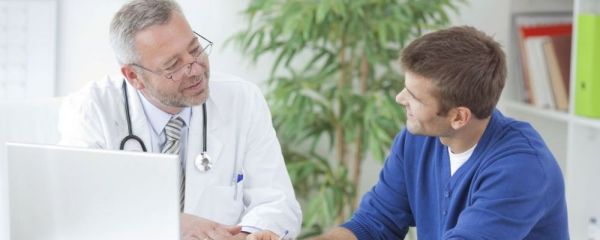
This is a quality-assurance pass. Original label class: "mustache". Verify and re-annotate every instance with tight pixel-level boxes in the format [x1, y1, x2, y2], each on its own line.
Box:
[182, 72, 209, 88]
[192, 71, 210, 82]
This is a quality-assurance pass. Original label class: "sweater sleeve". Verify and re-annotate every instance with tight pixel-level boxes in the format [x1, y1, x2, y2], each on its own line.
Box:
[341, 131, 415, 239]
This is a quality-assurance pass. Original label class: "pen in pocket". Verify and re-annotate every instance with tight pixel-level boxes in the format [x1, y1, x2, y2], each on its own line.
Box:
[234, 173, 243, 200]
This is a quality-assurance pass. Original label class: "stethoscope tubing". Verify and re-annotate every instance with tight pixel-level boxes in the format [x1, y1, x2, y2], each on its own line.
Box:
[119, 80, 209, 168]
[120, 80, 148, 151]
[119, 79, 244, 198]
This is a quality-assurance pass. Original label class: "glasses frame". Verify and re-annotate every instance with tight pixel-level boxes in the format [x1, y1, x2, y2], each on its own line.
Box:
[131, 31, 213, 82]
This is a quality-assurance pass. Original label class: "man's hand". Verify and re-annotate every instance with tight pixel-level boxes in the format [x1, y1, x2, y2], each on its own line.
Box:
[308, 227, 357, 240]
[180, 213, 242, 240]
[245, 230, 280, 240]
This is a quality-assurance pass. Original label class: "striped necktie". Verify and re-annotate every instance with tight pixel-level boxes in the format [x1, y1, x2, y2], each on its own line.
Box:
[161, 116, 185, 212]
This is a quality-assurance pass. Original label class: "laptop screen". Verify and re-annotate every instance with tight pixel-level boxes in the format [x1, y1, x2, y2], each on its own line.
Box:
[6, 142, 181, 240]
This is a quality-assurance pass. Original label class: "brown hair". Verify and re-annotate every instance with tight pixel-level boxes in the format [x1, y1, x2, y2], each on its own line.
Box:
[400, 26, 506, 119]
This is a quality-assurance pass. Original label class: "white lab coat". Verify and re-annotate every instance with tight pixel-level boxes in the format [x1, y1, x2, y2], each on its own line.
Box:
[58, 72, 302, 237]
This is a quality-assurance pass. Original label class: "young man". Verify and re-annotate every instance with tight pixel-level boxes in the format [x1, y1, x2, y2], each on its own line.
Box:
[305, 26, 568, 239]
[58, 0, 301, 239]
[321, 27, 569, 240]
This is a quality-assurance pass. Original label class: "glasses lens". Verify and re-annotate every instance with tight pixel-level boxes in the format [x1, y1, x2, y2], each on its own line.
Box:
[167, 33, 212, 81]
[169, 65, 189, 82]
[202, 43, 212, 57]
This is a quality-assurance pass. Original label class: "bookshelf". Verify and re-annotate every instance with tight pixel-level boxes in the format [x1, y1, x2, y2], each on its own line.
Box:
[501, 0, 600, 239]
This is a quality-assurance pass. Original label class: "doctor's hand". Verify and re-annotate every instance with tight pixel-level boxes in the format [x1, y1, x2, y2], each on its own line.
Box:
[245, 230, 280, 240]
[180, 213, 242, 240]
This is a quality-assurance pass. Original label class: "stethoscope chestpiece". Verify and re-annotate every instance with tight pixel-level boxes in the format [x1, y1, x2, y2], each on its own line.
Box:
[195, 151, 212, 172]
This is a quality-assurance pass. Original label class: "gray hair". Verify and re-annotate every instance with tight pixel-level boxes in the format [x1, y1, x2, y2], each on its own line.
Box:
[109, 0, 184, 65]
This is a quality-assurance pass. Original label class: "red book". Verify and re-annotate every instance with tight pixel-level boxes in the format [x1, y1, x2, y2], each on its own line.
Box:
[520, 24, 572, 38]
[514, 14, 572, 107]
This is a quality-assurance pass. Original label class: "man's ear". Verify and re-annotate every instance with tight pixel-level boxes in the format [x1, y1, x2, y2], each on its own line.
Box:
[450, 106, 471, 130]
[121, 65, 145, 90]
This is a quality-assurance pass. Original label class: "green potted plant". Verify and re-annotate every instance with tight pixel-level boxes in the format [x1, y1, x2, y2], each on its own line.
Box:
[230, 0, 463, 237]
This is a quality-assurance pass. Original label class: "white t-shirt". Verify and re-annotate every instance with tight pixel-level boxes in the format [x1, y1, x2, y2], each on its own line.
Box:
[448, 144, 477, 176]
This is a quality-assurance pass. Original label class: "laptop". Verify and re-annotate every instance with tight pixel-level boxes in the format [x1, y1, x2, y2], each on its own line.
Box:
[5, 142, 181, 240]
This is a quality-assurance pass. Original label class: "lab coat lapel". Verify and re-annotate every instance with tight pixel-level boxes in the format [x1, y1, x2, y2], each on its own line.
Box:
[206, 97, 223, 165]
[124, 81, 152, 152]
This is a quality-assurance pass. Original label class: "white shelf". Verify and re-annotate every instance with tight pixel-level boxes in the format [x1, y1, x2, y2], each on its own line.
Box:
[571, 115, 600, 130]
[503, 101, 600, 130]
[502, 101, 600, 130]
[502, 100, 570, 122]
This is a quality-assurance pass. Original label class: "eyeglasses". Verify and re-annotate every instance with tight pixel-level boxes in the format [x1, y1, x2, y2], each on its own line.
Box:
[132, 31, 213, 82]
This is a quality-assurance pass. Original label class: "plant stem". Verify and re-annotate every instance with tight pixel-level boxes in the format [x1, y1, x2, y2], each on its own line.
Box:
[335, 33, 348, 224]
[335, 34, 348, 168]
[352, 53, 369, 210]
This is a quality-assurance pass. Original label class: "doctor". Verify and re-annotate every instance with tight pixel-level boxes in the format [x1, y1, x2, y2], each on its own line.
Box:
[58, 0, 301, 239]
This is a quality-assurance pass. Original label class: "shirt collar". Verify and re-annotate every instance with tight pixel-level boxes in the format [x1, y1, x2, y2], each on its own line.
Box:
[137, 91, 192, 136]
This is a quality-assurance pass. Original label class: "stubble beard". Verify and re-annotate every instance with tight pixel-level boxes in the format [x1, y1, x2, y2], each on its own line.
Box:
[150, 71, 210, 108]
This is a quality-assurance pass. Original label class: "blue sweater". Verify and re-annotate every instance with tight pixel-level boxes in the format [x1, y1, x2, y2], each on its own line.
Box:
[342, 110, 568, 239]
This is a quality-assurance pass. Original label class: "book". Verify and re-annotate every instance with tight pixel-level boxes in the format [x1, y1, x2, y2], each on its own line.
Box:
[513, 13, 572, 109]
[543, 35, 571, 111]
[549, 35, 572, 98]
[525, 36, 555, 109]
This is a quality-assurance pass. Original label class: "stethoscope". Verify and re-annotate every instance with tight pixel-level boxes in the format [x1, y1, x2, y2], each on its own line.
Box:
[119, 80, 213, 172]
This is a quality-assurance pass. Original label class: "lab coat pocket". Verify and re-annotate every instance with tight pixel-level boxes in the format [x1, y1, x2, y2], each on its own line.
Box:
[195, 185, 244, 225]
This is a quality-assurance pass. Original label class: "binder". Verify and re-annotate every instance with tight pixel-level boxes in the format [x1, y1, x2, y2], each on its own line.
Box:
[574, 14, 600, 118]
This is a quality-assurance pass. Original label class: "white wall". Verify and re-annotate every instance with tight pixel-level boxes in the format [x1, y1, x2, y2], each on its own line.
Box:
[57, 0, 121, 95]
[448, 1, 511, 50]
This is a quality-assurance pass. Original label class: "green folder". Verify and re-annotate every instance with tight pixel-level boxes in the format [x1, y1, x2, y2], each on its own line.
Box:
[575, 14, 600, 118]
